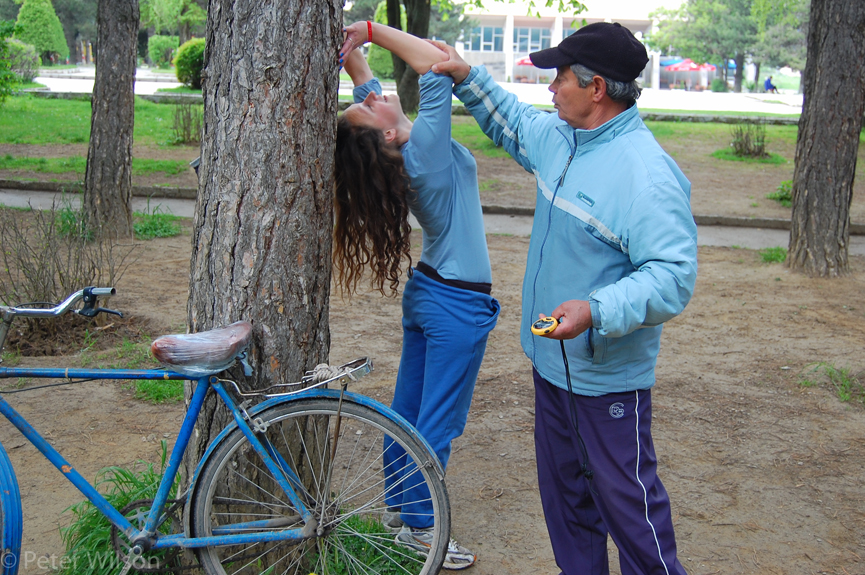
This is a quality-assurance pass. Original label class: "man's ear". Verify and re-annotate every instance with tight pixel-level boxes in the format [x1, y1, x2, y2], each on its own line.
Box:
[591, 76, 607, 102]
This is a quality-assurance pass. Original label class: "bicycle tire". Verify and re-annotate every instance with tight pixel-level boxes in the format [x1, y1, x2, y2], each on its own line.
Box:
[190, 397, 450, 575]
[0, 444, 22, 575]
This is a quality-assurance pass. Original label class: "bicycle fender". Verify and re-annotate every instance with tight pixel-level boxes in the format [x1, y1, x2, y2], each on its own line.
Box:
[0, 442, 22, 575]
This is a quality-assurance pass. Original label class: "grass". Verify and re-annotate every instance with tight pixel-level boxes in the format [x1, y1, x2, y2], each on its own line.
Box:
[710, 148, 788, 164]
[133, 205, 184, 239]
[452, 116, 510, 158]
[0, 154, 189, 177]
[316, 514, 422, 575]
[767, 180, 793, 207]
[155, 85, 201, 94]
[59, 441, 180, 575]
[758, 246, 786, 263]
[643, 121, 799, 148]
[0, 94, 202, 147]
[641, 108, 800, 119]
[799, 362, 865, 406]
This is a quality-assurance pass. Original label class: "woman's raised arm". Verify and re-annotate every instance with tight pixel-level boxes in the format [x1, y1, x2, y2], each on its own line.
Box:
[340, 21, 446, 76]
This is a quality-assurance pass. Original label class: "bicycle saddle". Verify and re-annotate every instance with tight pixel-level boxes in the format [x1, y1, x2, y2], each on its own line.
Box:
[151, 321, 253, 376]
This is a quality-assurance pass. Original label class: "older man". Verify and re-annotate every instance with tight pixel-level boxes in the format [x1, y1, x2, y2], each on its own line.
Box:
[432, 22, 696, 575]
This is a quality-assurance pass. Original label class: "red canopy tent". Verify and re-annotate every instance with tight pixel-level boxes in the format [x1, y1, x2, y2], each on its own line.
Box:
[515, 56, 534, 67]
[664, 59, 716, 89]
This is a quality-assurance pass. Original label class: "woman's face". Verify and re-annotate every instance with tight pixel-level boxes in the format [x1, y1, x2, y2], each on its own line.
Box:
[345, 91, 404, 134]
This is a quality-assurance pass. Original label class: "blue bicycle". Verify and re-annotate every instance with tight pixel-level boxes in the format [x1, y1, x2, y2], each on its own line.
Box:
[0, 287, 450, 574]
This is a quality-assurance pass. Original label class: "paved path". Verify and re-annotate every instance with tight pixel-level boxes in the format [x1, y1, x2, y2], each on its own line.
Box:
[4, 188, 862, 256]
[33, 66, 802, 115]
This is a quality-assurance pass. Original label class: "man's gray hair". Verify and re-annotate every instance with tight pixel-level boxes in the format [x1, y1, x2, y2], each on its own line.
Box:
[570, 63, 642, 105]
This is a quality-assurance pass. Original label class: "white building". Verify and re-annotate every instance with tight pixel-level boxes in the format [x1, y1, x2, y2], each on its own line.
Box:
[459, 0, 683, 89]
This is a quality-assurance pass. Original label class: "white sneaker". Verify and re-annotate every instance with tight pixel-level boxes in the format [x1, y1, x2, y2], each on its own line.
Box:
[382, 507, 404, 533]
[395, 525, 476, 570]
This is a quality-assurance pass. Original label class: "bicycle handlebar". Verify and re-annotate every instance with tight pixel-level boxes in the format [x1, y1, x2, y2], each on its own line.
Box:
[1, 287, 116, 319]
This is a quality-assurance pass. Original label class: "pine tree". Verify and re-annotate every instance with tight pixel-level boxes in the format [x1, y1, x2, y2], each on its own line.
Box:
[15, 0, 69, 63]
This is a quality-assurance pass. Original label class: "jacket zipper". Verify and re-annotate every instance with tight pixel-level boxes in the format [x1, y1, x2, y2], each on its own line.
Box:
[530, 140, 575, 364]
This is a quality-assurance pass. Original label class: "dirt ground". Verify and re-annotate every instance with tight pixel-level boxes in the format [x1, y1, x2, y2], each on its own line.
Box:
[1, 134, 865, 575]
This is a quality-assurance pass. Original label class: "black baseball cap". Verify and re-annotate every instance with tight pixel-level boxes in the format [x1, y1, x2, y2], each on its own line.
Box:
[529, 22, 649, 83]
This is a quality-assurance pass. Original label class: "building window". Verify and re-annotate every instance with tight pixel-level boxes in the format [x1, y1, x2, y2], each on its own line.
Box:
[513, 27, 551, 52]
[563, 27, 577, 39]
[468, 26, 504, 52]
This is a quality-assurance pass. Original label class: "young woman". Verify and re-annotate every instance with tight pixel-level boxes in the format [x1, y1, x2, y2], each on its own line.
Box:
[336, 22, 500, 570]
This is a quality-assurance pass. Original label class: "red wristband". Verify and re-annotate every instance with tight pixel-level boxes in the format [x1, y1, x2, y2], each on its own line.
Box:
[367, 21, 373, 44]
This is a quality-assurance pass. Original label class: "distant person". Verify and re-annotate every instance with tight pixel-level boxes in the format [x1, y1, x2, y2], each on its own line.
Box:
[764, 75, 779, 93]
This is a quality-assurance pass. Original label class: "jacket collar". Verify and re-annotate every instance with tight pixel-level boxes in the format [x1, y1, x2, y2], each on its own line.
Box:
[555, 104, 641, 154]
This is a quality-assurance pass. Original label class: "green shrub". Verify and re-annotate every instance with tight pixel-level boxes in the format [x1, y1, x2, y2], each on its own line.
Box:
[5, 38, 39, 82]
[0, 20, 18, 104]
[173, 37, 204, 89]
[147, 35, 178, 68]
[729, 122, 768, 158]
[14, 0, 69, 63]
[758, 246, 786, 263]
[767, 180, 793, 207]
[710, 78, 728, 92]
[367, 1, 405, 80]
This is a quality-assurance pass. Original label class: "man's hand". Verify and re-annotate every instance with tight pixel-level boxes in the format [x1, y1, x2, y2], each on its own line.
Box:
[538, 300, 593, 340]
[427, 39, 471, 85]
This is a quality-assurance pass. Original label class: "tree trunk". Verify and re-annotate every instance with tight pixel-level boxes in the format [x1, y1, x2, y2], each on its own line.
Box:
[182, 0, 340, 481]
[733, 53, 744, 92]
[787, 0, 865, 277]
[753, 62, 760, 92]
[388, 0, 430, 114]
[83, 0, 138, 238]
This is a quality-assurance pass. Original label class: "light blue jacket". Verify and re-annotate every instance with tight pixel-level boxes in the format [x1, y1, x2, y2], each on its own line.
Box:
[455, 66, 698, 395]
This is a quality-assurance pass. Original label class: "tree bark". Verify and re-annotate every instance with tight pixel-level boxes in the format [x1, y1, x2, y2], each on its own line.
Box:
[733, 52, 744, 92]
[787, 0, 865, 277]
[83, 0, 138, 238]
[183, 0, 341, 480]
[388, 0, 430, 114]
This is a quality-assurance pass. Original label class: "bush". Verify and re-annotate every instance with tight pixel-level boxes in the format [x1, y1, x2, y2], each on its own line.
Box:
[367, 1, 404, 80]
[14, 0, 69, 63]
[5, 38, 39, 82]
[767, 180, 793, 207]
[173, 37, 204, 89]
[729, 122, 768, 158]
[147, 35, 178, 68]
[170, 101, 202, 144]
[710, 78, 728, 92]
[0, 20, 17, 104]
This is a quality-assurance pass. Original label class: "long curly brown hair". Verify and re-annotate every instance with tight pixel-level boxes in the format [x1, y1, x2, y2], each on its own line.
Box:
[333, 115, 414, 297]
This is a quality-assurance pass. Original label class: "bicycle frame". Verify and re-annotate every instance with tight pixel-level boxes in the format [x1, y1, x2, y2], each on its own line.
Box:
[0, 366, 316, 550]
[0, 363, 441, 553]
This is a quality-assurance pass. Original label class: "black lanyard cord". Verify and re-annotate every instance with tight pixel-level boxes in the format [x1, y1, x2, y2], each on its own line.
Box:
[560, 339, 594, 482]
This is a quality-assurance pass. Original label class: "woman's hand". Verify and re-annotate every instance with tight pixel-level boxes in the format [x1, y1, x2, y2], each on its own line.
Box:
[340, 21, 370, 63]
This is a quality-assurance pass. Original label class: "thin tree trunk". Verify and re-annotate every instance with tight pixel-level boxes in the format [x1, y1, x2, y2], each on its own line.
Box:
[733, 53, 744, 92]
[183, 0, 340, 480]
[83, 0, 138, 238]
[388, 0, 430, 114]
[753, 62, 760, 92]
[787, 0, 865, 277]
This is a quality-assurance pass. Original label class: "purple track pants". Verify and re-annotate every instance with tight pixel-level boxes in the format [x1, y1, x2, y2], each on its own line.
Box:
[533, 370, 688, 575]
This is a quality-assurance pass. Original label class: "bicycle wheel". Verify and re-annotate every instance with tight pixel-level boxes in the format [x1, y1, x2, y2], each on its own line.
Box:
[0, 444, 22, 575]
[190, 397, 450, 575]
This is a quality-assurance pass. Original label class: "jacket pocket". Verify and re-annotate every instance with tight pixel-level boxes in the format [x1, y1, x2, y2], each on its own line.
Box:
[585, 328, 607, 364]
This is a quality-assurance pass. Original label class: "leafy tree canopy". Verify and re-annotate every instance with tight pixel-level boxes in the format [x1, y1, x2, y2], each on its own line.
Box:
[141, 0, 204, 35]
[0, 19, 20, 103]
[648, 0, 807, 72]
[15, 0, 69, 61]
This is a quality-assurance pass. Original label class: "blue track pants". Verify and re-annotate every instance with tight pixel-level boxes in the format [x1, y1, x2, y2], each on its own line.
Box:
[533, 370, 688, 575]
[384, 269, 500, 528]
